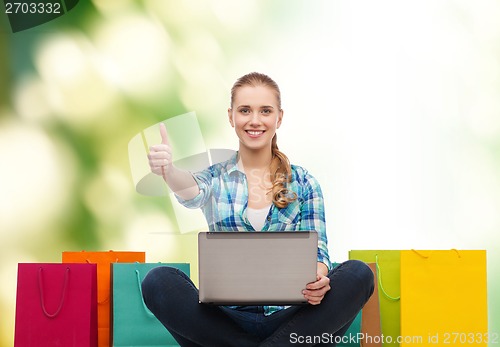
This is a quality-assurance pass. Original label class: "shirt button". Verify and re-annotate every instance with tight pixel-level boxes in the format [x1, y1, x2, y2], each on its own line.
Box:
[267, 216, 271, 221]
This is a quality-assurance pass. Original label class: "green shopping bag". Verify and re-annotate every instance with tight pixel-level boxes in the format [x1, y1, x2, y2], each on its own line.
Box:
[111, 263, 190, 347]
[349, 251, 400, 347]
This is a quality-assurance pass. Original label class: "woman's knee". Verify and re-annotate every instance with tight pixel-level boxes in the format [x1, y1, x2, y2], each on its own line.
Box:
[346, 260, 375, 296]
[141, 266, 188, 306]
[331, 260, 375, 298]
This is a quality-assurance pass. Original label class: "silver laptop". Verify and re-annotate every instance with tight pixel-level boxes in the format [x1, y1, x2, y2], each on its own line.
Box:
[198, 231, 318, 305]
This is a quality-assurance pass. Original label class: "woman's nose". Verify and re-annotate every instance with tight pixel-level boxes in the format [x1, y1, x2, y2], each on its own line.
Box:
[249, 112, 262, 125]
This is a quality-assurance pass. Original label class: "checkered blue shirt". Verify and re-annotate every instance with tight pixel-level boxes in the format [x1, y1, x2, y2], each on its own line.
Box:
[176, 152, 332, 316]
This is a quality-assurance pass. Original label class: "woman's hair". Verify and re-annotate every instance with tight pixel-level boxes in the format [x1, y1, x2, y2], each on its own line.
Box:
[231, 72, 297, 208]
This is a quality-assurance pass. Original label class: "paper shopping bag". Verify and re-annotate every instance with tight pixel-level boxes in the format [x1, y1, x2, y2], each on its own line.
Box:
[14, 263, 97, 347]
[111, 263, 190, 347]
[400, 250, 488, 347]
[349, 251, 400, 347]
[62, 251, 145, 347]
[361, 263, 382, 347]
[337, 262, 382, 347]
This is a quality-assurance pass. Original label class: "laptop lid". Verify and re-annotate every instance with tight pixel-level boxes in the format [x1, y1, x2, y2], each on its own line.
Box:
[198, 231, 318, 305]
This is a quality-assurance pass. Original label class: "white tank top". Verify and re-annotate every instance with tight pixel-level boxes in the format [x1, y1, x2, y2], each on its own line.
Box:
[246, 205, 272, 231]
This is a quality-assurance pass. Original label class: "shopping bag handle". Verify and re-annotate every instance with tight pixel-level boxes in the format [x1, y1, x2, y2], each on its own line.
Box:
[135, 270, 156, 318]
[38, 267, 70, 318]
[411, 249, 462, 258]
[85, 258, 117, 304]
[375, 255, 400, 301]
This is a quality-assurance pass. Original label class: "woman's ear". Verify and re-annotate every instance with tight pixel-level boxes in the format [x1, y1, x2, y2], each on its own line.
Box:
[277, 109, 284, 129]
[228, 108, 234, 127]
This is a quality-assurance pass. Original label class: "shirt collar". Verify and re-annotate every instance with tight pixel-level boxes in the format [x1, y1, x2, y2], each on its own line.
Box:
[225, 152, 241, 176]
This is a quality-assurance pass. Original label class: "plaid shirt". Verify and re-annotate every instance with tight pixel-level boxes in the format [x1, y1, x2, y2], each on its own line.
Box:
[177, 152, 332, 316]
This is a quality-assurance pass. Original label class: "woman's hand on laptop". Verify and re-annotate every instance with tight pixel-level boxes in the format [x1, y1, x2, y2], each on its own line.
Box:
[302, 274, 331, 305]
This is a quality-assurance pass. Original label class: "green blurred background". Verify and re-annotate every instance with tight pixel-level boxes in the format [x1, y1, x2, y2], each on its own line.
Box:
[1, 1, 499, 346]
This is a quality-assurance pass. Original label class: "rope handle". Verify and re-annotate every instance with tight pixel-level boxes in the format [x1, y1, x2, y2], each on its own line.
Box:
[135, 270, 155, 318]
[38, 267, 70, 318]
[85, 257, 119, 263]
[411, 249, 462, 258]
[375, 255, 400, 301]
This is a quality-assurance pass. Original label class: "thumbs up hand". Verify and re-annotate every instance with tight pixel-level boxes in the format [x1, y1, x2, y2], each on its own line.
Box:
[148, 123, 173, 176]
[147, 122, 200, 199]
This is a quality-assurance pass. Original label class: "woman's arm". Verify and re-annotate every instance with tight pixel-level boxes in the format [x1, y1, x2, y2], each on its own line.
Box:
[317, 261, 329, 277]
[298, 170, 332, 271]
[298, 169, 332, 304]
[160, 165, 200, 201]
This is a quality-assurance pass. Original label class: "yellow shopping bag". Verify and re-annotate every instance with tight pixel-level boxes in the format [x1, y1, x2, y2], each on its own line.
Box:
[400, 250, 488, 347]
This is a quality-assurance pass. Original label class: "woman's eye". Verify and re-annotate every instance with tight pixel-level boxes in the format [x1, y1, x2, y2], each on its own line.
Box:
[240, 109, 250, 114]
[261, 109, 271, 114]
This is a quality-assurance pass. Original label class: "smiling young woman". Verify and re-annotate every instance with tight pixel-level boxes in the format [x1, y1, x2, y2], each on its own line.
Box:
[228, 74, 296, 211]
[142, 72, 374, 346]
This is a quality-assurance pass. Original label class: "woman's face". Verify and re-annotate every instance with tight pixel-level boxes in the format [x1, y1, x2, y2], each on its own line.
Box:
[228, 85, 283, 152]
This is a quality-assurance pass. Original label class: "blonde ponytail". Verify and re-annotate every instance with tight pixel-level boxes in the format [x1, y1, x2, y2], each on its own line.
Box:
[270, 134, 297, 208]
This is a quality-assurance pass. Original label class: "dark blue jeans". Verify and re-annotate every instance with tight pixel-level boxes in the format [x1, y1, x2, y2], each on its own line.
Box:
[142, 260, 374, 347]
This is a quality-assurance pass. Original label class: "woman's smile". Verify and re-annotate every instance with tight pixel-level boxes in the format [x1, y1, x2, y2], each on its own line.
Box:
[245, 130, 265, 138]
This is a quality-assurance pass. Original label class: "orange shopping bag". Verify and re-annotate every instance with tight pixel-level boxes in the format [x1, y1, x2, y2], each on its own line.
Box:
[62, 251, 145, 347]
[361, 263, 382, 347]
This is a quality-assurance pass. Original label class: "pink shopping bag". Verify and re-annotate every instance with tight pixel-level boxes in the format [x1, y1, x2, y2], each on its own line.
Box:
[14, 263, 97, 347]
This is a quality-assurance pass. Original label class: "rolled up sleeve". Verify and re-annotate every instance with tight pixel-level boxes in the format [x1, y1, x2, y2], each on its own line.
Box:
[299, 172, 332, 270]
[175, 170, 212, 209]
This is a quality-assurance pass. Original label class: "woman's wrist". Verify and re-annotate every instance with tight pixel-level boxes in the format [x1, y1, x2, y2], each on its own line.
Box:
[317, 262, 329, 277]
